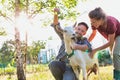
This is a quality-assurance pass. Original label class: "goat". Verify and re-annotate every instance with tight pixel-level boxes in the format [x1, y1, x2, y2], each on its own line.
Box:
[58, 25, 101, 80]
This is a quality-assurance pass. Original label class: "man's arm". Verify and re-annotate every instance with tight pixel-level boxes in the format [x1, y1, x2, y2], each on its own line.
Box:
[53, 8, 59, 25]
[71, 38, 92, 52]
[51, 8, 63, 40]
[51, 8, 66, 60]
[72, 44, 89, 51]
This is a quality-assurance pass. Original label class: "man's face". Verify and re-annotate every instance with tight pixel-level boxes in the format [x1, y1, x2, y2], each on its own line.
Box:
[75, 25, 87, 38]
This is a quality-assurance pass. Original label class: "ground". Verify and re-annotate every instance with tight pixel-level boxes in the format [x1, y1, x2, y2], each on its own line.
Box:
[0, 65, 113, 80]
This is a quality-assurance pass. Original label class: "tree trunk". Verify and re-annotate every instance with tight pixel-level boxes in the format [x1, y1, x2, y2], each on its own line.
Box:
[15, 28, 26, 80]
[15, 0, 26, 80]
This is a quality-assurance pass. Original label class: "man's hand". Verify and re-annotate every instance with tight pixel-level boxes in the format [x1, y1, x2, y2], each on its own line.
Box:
[71, 43, 78, 50]
[54, 8, 60, 14]
[53, 8, 60, 25]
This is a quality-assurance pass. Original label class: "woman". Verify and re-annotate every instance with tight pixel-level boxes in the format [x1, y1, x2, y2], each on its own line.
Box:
[88, 7, 120, 80]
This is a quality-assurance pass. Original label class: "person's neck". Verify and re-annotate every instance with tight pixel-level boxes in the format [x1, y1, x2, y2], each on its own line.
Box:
[101, 17, 107, 28]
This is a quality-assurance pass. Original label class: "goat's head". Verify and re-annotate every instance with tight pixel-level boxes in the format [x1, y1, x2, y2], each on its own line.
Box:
[57, 22, 77, 53]
[57, 22, 77, 43]
[63, 26, 76, 42]
[63, 26, 77, 54]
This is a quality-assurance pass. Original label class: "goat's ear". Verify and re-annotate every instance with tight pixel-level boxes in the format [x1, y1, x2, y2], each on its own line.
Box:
[73, 21, 77, 28]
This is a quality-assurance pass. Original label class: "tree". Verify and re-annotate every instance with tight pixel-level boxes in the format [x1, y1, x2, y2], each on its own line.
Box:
[14, 0, 26, 80]
[0, 0, 86, 24]
[0, 0, 87, 79]
[28, 40, 46, 64]
[0, 40, 15, 66]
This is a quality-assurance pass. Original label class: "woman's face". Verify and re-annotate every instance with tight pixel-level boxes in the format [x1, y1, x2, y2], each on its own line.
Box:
[90, 18, 103, 28]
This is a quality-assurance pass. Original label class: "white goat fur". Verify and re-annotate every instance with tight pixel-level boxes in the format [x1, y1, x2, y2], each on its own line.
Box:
[63, 26, 100, 80]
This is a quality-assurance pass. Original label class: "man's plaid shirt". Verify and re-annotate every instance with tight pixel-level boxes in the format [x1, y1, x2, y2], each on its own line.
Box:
[51, 23, 67, 61]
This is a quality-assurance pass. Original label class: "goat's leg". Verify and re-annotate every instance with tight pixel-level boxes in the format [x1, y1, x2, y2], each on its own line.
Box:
[92, 63, 101, 80]
[87, 68, 92, 77]
[96, 64, 101, 80]
[80, 64, 87, 80]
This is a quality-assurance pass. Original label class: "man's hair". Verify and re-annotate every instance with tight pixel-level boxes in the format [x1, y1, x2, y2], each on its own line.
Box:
[88, 7, 106, 20]
[78, 22, 89, 30]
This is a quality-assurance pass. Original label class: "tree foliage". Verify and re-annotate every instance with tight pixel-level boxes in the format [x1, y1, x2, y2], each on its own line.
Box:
[0, 39, 46, 65]
[0, 27, 7, 36]
[27, 40, 46, 64]
[0, 0, 86, 20]
[97, 50, 112, 66]
[0, 40, 15, 66]
[0, 0, 88, 37]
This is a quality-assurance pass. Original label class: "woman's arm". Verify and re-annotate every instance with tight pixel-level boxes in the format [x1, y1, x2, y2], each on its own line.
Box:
[88, 30, 97, 42]
[89, 33, 115, 58]
[94, 33, 115, 51]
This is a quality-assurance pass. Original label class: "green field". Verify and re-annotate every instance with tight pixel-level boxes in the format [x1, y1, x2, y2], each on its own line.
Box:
[0, 65, 113, 80]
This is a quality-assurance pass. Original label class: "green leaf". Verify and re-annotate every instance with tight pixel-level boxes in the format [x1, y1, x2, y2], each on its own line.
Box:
[0, 27, 7, 36]
[1, 0, 5, 4]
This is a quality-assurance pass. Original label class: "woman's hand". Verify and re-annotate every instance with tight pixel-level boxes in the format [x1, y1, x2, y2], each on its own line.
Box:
[89, 49, 97, 58]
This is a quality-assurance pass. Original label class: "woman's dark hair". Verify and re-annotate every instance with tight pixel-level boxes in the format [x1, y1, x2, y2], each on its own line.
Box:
[78, 22, 89, 30]
[88, 7, 106, 20]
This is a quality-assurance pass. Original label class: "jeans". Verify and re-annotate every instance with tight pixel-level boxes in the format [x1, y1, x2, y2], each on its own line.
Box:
[48, 60, 78, 80]
[114, 69, 120, 80]
[113, 36, 120, 80]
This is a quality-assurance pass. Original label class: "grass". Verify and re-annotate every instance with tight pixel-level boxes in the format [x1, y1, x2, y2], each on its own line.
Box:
[86, 66, 113, 80]
[0, 65, 113, 80]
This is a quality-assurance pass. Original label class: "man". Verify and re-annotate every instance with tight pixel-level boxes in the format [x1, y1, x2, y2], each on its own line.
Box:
[48, 8, 91, 80]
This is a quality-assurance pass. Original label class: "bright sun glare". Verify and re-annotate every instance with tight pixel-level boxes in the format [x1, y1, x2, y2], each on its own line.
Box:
[15, 12, 31, 33]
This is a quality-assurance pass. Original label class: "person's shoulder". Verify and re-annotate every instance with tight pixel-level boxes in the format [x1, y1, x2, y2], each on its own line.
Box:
[107, 16, 119, 26]
[107, 16, 118, 21]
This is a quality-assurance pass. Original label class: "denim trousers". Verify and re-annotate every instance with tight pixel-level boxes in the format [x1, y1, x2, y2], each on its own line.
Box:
[48, 60, 78, 80]
[113, 36, 120, 80]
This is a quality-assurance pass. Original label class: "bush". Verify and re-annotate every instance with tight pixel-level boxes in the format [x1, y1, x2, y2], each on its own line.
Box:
[5, 65, 15, 75]
[97, 50, 112, 66]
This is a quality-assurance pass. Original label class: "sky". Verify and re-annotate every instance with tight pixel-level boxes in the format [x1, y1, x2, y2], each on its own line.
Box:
[0, 0, 120, 49]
